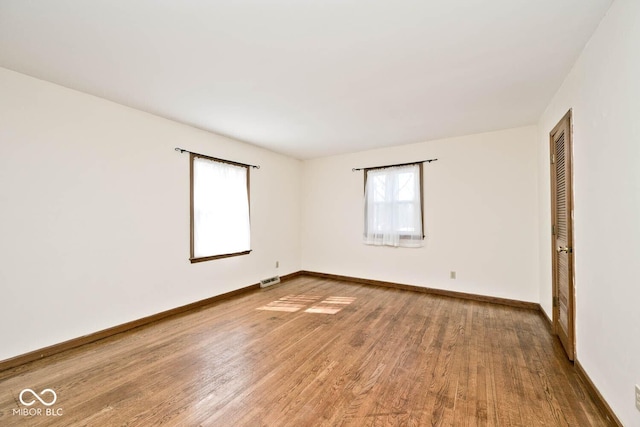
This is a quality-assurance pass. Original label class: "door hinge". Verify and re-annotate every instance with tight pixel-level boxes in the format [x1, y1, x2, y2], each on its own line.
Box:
[551, 153, 556, 164]
[552, 224, 556, 236]
[553, 296, 559, 307]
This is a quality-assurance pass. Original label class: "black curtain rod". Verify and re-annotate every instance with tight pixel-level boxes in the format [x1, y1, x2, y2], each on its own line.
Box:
[352, 158, 437, 172]
[174, 147, 260, 169]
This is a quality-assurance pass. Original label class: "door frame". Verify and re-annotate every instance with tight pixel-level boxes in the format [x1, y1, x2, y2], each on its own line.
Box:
[549, 109, 576, 361]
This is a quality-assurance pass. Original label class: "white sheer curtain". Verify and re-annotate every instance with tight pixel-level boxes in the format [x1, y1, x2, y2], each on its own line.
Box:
[364, 164, 423, 248]
[193, 157, 250, 258]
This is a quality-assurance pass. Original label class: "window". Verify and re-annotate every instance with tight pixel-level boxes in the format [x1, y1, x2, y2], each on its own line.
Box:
[190, 154, 251, 262]
[363, 163, 424, 247]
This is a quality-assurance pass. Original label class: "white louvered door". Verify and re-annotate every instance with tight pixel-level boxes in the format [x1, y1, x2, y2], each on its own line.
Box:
[550, 110, 575, 361]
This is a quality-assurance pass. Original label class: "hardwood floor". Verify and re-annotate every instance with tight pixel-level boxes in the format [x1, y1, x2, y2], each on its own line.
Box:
[0, 277, 611, 426]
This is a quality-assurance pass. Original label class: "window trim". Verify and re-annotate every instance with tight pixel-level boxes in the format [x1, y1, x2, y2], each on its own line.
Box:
[364, 162, 425, 241]
[189, 153, 251, 263]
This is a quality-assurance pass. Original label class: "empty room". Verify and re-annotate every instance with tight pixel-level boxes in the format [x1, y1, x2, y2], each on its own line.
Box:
[0, 0, 638, 426]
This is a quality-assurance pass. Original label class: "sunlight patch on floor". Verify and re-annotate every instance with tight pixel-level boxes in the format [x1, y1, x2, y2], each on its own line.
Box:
[257, 294, 356, 314]
[304, 306, 343, 314]
[320, 296, 357, 305]
[304, 296, 356, 314]
[256, 294, 322, 312]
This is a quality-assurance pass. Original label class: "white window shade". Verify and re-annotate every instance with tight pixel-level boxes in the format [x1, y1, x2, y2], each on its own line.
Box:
[192, 156, 250, 259]
[364, 164, 423, 248]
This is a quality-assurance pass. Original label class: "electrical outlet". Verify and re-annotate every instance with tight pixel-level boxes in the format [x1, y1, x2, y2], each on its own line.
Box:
[450, 271, 456, 279]
[635, 384, 640, 411]
[275, 261, 279, 268]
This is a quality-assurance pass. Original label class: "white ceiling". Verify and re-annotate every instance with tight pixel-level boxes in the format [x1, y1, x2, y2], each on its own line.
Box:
[0, 0, 612, 159]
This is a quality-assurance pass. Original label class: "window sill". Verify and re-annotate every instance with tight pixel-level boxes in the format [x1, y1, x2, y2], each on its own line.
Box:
[190, 250, 252, 264]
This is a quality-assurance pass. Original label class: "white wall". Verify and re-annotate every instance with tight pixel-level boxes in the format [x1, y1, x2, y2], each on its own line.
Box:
[0, 68, 302, 362]
[302, 126, 539, 302]
[537, 0, 640, 424]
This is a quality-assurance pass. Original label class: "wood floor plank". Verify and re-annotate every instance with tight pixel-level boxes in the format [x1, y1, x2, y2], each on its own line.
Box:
[0, 277, 613, 426]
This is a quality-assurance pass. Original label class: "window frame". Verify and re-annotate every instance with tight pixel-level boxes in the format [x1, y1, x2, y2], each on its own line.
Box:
[189, 153, 251, 263]
[363, 162, 425, 242]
